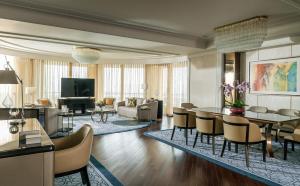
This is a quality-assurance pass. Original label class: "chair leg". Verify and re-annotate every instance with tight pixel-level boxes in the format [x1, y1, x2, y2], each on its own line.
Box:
[80, 166, 90, 186]
[171, 126, 176, 140]
[262, 141, 266, 162]
[185, 128, 188, 145]
[190, 128, 193, 135]
[212, 136, 215, 155]
[200, 133, 203, 143]
[292, 142, 295, 151]
[228, 141, 231, 151]
[207, 135, 210, 144]
[193, 132, 198, 148]
[245, 145, 250, 167]
[284, 140, 288, 160]
[235, 143, 238, 153]
[275, 129, 279, 142]
[221, 140, 227, 157]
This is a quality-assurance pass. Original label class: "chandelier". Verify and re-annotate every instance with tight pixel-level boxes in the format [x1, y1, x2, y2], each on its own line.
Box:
[72, 47, 101, 64]
[214, 16, 268, 53]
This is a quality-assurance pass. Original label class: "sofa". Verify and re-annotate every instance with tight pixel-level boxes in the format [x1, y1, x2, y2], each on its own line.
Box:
[117, 98, 158, 121]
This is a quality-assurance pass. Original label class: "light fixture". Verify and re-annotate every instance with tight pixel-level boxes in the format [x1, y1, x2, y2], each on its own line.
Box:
[71, 46, 101, 64]
[0, 56, 25, 124]
[214, 16, 268, 53]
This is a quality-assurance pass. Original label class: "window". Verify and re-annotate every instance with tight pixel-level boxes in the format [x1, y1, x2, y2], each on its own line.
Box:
[43, 60, 69, 102]
[173, 61, 188, 106]
[72, 63, 88, 78]
[0, 55, 15, 107]
[103, 64, 122, 101]
[123, 64, 145, 98]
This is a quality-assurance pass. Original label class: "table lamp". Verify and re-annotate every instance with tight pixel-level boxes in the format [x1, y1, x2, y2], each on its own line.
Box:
[0, 56, 25, 124]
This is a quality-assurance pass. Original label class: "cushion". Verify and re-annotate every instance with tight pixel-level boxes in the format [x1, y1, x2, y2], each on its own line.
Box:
[127, 98, 137, 107]
[105, 98, 114, 105]
[38, 98, 50, 106]
[136, 98, 145, 106]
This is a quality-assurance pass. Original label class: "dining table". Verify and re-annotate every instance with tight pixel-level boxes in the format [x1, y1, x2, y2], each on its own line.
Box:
[190, 107, 300, 157]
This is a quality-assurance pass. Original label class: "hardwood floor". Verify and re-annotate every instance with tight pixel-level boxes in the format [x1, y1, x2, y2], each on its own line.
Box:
[92, 117, 264, 186]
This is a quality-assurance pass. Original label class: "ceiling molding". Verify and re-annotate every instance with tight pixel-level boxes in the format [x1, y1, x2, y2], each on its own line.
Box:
[0, 0, 207, 48]
[0, 32, 179, 56]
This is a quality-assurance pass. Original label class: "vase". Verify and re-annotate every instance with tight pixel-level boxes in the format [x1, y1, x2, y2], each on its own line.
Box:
[229, 107, 245, 115]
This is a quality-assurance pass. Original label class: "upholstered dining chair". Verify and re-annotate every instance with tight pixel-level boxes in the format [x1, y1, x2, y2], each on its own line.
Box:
[276, 109, 300, 141]
[193, 111, 223, 154]
[53, 124, 94, 186]
[284, 126, 300, 160]
[181, 103, 197, 109]
[247, 106, 269, 134]
[221, 115, 266, 167]
[171, 107, 196, 145]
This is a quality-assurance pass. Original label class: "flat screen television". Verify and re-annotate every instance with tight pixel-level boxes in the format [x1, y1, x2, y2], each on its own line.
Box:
[61, 78, 95, 97]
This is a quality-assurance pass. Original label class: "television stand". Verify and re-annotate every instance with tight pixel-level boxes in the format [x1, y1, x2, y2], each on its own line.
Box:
[58, 97, 95, 114]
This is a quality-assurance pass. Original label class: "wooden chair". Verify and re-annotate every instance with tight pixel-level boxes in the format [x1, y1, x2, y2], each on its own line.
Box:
[171, 107, 196, 145]
[284, 126, 300, 160]
[221, 115, 266, 167]
[53, 124, 94, 185]
[193, 111, 223, 154]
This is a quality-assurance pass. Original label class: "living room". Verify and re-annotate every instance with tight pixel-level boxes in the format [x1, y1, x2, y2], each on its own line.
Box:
[0, 0, 300, 186]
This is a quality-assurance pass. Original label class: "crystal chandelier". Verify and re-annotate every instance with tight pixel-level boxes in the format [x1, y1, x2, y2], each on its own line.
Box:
[214, 16, 268, 53]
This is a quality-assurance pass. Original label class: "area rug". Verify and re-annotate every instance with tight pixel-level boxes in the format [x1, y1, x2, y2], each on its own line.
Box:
[55, 156, 123, 186]
[63, 114, 151, 136]
[144, 129, 300, 186]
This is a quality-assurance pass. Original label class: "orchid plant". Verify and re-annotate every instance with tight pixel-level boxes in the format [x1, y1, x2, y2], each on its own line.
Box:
[223, 81, 250, 108]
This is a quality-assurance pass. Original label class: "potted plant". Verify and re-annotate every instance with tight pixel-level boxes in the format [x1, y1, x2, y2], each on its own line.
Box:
[95, 100, 105, 110]
[222, 81, 250, 114]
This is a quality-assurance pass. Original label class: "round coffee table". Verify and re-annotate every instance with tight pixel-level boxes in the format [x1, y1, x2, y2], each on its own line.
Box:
[90, 108, 116, 123]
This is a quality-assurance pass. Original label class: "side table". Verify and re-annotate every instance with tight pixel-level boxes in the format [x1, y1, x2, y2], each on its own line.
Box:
[138, 106, 151, 122]
[56, 112, 74, 137]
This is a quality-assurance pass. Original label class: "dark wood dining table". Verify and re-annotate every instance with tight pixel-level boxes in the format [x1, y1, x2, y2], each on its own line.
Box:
[190, 107, 300, 157]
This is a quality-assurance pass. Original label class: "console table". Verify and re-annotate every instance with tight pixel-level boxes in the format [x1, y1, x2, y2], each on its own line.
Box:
[0, 118, 54, 186]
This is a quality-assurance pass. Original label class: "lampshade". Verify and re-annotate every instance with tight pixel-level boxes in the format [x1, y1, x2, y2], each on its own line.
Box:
[0, 70, 18, 84]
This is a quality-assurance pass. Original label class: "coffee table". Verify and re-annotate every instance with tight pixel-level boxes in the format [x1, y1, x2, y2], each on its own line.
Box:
[89, 108, 116, 123]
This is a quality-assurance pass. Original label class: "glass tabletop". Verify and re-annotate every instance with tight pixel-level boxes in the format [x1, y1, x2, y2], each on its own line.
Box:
[0, 118, 54, 157]
[192, 107, 300, 123]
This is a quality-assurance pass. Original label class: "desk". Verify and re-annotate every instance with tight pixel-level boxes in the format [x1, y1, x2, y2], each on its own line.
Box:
[192, 107, 300, 157]
[0, 119, 54, 186]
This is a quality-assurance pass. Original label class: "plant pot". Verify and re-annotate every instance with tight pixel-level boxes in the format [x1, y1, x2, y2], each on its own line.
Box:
[229, 107, 245, 114]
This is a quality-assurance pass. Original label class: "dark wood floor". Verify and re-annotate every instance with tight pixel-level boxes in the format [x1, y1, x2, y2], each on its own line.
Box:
[92, 117, 264, 186]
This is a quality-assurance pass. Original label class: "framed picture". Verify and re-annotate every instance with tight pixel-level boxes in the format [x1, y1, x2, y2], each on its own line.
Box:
[249, 57, 300, 95]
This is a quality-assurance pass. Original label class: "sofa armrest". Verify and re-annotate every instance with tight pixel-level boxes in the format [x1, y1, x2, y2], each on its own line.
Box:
[117, 101, 126, 107]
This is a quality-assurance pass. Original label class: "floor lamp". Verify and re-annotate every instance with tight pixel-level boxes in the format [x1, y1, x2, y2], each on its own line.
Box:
[0, 57, 25, 124]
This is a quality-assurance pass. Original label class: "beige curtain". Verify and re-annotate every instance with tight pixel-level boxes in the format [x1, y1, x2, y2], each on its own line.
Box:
[14, 57, 34, 106]
[123, 64, 145, 98]
[103, 64, 122, 101]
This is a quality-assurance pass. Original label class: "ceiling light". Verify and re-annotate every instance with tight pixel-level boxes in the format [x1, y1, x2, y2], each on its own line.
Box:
[214, 16, 268, 53]
[72, 47, 101, 64]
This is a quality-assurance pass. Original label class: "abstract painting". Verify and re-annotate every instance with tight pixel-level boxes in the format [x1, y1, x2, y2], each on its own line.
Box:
[250, 58, 300, 95]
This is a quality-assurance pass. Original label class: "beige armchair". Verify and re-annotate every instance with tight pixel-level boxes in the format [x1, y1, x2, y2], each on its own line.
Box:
[221, 115, 266, 167]
[171, 107, 196, 145]
[53, 124, 94, 185]
[193, 111, 223, 154]
[103, 98, 115, 109]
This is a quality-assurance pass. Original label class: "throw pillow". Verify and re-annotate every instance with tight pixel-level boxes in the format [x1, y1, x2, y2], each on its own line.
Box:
[136, 98, 145, 106]
[127, 98, 137, 107]
[105, 98, 114, 105]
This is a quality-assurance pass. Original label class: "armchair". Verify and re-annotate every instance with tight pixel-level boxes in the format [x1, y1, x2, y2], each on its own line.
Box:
[53, 124, 93, 185]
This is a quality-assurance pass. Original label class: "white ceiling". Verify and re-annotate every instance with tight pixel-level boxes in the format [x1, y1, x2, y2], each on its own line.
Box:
[0, 0, 298, 59]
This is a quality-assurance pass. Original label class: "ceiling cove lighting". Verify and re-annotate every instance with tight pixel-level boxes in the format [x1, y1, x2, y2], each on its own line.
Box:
[214, 16, 268, 53]
[72, 47, 101, 64]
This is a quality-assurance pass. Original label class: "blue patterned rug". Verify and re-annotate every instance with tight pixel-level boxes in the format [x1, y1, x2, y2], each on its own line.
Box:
[60, 115, 151, 136]
[144, 129, 300, 186]
[55, 156, 123, 186]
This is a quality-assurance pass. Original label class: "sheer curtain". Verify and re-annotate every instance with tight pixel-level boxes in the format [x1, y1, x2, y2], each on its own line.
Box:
[124, 64, 145, 98]
[172, 61, 188, 107]
[103, 64, 122, 101]
[72, 63, 88, 78]
[43, 60, 69, 103]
